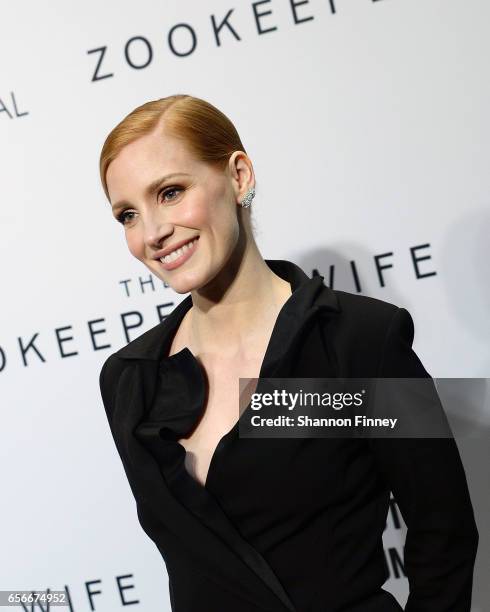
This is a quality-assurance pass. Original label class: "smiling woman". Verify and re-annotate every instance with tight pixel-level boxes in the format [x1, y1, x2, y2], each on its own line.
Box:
[100, 95, 262, 297]
[97, 94, 478, 612]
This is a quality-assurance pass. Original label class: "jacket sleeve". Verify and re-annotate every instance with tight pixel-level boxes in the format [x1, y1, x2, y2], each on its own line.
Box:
[368, 307, 479, 612]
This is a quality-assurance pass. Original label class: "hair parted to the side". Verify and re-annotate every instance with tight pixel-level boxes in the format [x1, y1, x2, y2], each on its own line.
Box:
[99, 94, 250, 203]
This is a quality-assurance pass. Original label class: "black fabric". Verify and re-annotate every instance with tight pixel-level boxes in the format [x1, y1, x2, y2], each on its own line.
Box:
[100, 259, 478, 612]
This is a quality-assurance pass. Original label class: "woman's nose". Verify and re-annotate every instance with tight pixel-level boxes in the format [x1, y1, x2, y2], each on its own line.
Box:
[143, 217, 175, 251]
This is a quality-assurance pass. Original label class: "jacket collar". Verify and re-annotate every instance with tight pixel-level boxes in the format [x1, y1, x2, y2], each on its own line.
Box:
[115, 258, 340, 362]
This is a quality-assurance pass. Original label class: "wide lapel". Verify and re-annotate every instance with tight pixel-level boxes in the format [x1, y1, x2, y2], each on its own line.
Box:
[110, 259, 341, 612]
[113, 363, 296, 611]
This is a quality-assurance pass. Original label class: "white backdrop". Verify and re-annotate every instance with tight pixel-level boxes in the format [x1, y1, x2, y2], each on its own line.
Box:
[1, 0, 488, 609]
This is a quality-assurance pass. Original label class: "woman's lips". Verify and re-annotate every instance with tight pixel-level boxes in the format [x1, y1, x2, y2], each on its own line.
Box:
[158, 237, 199, 271]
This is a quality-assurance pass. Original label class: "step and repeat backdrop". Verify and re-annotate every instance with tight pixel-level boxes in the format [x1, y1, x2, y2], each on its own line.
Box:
[1, 0, 488, 610]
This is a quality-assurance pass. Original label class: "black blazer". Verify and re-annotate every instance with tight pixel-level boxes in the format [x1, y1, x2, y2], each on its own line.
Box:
[99, 259, 478, 612]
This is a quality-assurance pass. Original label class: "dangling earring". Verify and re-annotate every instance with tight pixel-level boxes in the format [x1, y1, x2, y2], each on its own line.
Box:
[239, 187, 255, 208]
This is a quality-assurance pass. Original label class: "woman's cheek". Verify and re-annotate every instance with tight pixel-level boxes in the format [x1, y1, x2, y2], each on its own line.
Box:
[127, 233, 144, 261]
[185, 197, 210, 226]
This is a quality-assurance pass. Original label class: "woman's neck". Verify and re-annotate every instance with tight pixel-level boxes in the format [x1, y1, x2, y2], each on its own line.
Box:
[186, 249, 292, 356]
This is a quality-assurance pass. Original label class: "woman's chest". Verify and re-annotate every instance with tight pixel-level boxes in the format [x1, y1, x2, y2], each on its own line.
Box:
[168, 311, 337, 488]
[177, 354, 263, 487]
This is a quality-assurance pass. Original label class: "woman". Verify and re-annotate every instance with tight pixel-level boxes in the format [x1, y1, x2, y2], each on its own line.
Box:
[98, 94, 478, 611]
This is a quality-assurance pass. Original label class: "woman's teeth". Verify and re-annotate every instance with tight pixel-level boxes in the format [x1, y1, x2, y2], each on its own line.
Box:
[160, 238, 198, 264]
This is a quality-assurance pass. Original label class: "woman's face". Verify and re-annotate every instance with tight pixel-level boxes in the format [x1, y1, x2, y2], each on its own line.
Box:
[106, 126, 247, 295]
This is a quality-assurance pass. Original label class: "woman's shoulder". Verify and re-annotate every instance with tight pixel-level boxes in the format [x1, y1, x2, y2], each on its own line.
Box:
[325, 285, 408, 333]
[320, 285, 422, 376]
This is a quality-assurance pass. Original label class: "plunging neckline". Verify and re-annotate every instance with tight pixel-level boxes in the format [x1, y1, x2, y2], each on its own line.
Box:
[177, 354, 266, 490]
[168, 291, 293, 491]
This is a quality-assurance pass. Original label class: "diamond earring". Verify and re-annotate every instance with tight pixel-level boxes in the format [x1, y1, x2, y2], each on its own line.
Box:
[239, 187, 255, 208]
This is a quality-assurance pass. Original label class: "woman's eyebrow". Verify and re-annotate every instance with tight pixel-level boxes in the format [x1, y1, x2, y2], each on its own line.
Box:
[111, 172, 191, 211]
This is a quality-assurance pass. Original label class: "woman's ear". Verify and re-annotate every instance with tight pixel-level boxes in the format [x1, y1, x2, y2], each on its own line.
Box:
[228, 151, 255, 204]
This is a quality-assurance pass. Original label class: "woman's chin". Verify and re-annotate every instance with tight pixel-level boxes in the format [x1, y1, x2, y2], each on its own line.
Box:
[165, 273, 203, 295]
[171, 283, 194, 295]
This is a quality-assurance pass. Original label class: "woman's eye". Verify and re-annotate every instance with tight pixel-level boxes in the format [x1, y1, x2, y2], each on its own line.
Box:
[116, 210, 136, 225]
[115, 186, 183, 225]
[159, 186, 182, 203]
